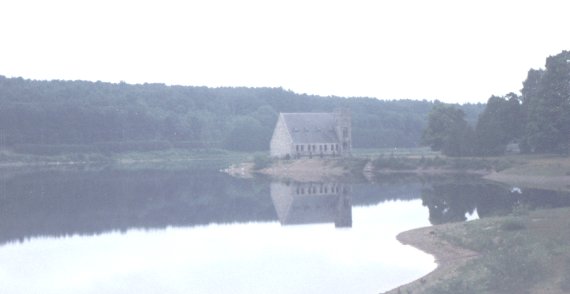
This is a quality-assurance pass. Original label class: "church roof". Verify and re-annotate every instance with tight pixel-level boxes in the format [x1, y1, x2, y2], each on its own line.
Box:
[281, 113, 340, 144]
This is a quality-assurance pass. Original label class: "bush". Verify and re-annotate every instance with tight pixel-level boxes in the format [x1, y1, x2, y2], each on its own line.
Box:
[253, 155, 272, 170]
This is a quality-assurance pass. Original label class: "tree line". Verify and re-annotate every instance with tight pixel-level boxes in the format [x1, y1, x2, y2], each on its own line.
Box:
[0, 76, 483, 154]
[423, 50, 570, 156]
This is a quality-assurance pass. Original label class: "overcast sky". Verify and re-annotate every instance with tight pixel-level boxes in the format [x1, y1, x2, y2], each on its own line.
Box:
[1, 0, 569, 103]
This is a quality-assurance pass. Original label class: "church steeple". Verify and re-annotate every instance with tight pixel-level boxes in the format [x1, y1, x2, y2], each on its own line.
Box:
[334, 108, 352, 155]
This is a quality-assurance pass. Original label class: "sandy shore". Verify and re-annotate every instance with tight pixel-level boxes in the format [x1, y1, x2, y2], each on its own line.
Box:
[382, 225, 479, 294]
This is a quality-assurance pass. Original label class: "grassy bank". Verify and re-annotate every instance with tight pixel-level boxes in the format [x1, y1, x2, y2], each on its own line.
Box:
[112, 148, 261, 170]
[363, 152, 570, 192]
[370, 155, 515, 172]
[390, 206, 570, 294]
[384, 153, 570, 294]
[236, 149, 569, 184]
[3, 147, 569, 189]
[351, 147, 439, 158]
[0, 148, 258, 171]
[485, 154, 570, 192]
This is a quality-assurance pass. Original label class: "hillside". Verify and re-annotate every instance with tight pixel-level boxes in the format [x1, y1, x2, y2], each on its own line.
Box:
[0, 76, 484, 154]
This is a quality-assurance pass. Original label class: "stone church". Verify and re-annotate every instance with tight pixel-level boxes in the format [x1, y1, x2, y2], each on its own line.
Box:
[269, 109, 352, 159]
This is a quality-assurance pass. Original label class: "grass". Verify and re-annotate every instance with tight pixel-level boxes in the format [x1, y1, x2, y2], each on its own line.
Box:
[418, 208, 570, 294]
[483, 154, 570, 192]
[111, 148, 264, 170]
[0, 149, 113, 166]
[2, 147, 566, 180]
[496, 154, 570, 177]
[338, 156, 369, 171]
[0, 147, 262, 171]
[352, 148, 518, 173]
[370, 154, 514, 173]
[352, 147, 438, 158]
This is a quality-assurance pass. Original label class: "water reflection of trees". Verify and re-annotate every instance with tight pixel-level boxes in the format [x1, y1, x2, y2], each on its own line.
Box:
[0, 170, 276, 244]
[5, 169, 568, 244]
[0, 170, 426, 244]
[422, 177, 570, 225]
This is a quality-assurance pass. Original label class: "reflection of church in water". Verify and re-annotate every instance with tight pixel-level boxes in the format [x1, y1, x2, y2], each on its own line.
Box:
[270, 182, 352, 228]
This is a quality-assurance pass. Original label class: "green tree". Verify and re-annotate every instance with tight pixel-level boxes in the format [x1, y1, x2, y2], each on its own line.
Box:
[521, 51, 570, 153]
[422, 103, 475, 157]
[475, 93, 523, 155]
[223, 117, 267, 151]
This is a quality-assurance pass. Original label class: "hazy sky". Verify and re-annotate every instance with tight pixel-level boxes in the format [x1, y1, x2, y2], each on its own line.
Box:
[1, 0, 569, 103]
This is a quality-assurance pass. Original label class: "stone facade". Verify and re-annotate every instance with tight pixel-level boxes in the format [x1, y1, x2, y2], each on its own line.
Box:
[269, 109, 352, 159]
[269, 115, 294, 158]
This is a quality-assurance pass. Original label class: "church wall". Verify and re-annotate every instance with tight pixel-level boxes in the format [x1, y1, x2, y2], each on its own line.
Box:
[270, 115, 294, 158]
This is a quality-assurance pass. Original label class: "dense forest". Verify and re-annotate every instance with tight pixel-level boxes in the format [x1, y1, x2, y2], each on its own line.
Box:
[423, 50, 570, 156]
[0, 76, 483, 154]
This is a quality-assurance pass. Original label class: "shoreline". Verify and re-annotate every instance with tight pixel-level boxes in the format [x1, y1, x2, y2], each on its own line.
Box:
[484, 172, 570, 192]
[382, 226, 479, 294]
[386, 207, 570, 293]
[225, 154, 570, 193]
[3, 151, 570, 292]
[223, 158, 353, 181]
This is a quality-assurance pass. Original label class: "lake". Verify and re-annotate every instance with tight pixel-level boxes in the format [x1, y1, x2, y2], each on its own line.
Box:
[1, 168, 569, 293]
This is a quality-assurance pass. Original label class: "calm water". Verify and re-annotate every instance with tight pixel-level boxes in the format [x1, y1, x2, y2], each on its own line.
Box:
[1, 169, 569, 293]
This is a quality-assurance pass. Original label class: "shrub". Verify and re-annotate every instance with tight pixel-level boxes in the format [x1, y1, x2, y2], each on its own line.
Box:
[253, 154, 272, 170]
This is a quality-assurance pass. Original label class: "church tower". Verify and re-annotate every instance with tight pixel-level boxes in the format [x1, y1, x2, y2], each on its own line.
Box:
[335, 108, 352, 155]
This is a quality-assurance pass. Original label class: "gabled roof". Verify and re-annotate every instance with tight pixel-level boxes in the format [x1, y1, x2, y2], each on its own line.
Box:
[281, 113, 339, 144]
